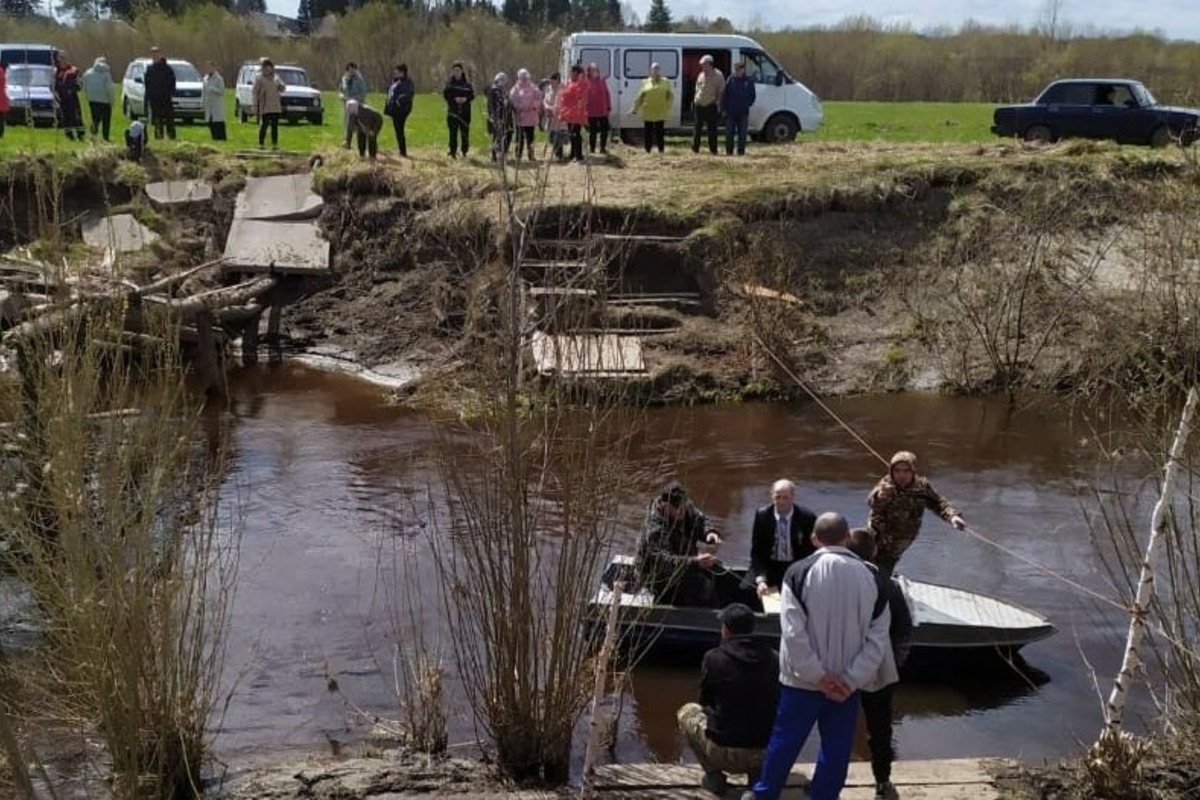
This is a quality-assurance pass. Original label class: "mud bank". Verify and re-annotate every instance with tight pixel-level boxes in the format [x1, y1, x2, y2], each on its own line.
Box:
[295, 142, 1200, 406]
[1, 142, 1197, 406]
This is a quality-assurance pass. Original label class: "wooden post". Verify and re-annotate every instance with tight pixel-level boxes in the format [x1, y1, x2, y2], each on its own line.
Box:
[582, 580, 624, 798]
[266, 287, 283, 363]
[194, 310, 227, 398]
[242, 310, 262, 365]
[1103, 386, 1199, 734]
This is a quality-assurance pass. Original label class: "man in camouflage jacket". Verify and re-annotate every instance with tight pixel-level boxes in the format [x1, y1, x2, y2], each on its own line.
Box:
[867, 451, 966, 576]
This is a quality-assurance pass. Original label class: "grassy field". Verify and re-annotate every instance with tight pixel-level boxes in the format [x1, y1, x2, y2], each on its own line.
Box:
[0, 92, 999, 158]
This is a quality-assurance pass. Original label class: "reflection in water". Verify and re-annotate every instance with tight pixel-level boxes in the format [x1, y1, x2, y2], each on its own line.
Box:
[213, 365, 1150, 769]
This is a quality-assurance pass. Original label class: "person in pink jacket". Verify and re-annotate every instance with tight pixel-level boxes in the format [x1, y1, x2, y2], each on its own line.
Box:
[508, 68, 544, 162]
[585, 62, 612, 154]
[557, 64, 589, 162]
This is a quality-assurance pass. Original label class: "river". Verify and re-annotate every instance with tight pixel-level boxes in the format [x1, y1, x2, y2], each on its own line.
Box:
[215, 363, 1154, 771]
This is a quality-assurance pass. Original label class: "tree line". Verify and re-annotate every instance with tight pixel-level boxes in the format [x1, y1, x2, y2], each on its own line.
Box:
[0, 4, 1197, 105]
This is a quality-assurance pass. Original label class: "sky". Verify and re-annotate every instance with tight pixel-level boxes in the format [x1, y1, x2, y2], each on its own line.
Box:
[648, 0, 1200, 41]
[257, 0, 1200, 42]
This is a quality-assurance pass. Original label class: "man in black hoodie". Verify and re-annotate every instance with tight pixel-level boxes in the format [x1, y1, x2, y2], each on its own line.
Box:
[677, 603, 779, 795]
[442, 62, 474, 159]
[143, 47, 176, 140]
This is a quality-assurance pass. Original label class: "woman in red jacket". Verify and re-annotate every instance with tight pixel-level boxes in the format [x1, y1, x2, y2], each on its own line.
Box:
[585, 62, 612, 155]
[557, 64, 589, 163]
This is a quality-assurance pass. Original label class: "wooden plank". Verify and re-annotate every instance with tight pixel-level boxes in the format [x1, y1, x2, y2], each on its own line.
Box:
[520, 260, 593, 270]
[528, 286, 597, 297]
[593, 759, 1009, 798]
[529, 333, 645, 375]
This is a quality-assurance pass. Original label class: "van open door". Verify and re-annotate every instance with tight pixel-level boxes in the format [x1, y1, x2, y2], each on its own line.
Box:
[616, 47, 682, 131]
[681, 48, 731, 124]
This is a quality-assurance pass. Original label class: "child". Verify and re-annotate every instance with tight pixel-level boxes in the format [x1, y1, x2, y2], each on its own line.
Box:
[345, 99, 382, 161]
[125, 120, 146, 161]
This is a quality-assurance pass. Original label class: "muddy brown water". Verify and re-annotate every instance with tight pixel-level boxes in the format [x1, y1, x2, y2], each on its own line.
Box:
[215, 364, 1151, 772]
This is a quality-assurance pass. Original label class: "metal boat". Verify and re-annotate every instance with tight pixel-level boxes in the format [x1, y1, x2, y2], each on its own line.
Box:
[587, 555, 1057, 659]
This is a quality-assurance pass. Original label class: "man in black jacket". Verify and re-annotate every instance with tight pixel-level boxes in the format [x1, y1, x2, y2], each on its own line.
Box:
[745, 479, 818, 601]
[143, 47, 176, 140]
[847, 527, 912, 800]
[678, 603, 779, 795]
[442, 62, 474, 159]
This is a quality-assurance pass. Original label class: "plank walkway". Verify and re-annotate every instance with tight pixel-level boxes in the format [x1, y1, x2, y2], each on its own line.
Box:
[587, 759, 1012, 799]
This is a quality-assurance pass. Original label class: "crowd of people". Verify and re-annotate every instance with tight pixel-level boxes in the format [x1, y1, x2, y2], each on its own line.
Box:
[637, 452, 966, 800]
[0, 48, 764, 163]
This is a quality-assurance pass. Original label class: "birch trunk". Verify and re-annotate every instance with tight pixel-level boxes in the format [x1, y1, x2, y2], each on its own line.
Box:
[581, 581, 624, 799]
[1103, 386, 1199, 733]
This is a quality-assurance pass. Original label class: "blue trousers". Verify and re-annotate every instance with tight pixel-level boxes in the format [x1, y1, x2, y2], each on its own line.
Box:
[751, 685, 860, 800]
[725, 111, 749, 154]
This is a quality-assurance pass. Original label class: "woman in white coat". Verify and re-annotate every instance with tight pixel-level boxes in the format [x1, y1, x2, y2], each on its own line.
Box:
[202, 61, 226, 141]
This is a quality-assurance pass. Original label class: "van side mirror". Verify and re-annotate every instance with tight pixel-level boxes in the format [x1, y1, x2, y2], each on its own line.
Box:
[134, 76, 144, 84]
[774, 73, 784, 87]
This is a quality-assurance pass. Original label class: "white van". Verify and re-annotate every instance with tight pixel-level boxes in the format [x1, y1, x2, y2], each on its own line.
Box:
[561, 32, 822, 142]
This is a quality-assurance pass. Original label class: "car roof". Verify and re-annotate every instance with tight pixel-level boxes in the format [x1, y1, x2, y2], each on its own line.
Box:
[0, 43, 56, 49]
[1048, 78, 1144, 85]
[129, 57, 196, 65]
[241, 60, 306, 68]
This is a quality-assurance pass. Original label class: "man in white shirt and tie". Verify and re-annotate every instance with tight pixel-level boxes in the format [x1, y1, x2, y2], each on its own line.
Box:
[746, 479, 818, 600]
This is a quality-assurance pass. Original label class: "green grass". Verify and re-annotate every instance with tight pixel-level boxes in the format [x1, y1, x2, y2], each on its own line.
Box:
[0, 94, 1001, 159]
[813, 101, 996, 143]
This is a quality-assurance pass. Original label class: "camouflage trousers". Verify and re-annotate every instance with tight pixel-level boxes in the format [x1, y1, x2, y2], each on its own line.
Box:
[873, 532, 917, 578]
[676, 702, 765, 778]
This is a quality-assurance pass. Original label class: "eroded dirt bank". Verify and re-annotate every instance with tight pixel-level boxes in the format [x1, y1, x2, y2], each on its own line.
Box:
[2, 143, 1195, 408]
[295, 141, 1200, 407]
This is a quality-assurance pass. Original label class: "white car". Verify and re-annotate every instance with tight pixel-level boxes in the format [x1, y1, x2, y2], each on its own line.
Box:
[234, 61, 323, 125]
[121, 57, 204, 122]
[5, 64, 57, 127]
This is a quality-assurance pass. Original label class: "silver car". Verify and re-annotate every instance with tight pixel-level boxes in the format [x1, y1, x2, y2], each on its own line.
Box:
[5, 64, 57, 127]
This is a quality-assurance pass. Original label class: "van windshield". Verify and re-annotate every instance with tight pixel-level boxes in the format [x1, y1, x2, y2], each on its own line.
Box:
[7, 65, 54, 88]
[168, 61, 202, 82]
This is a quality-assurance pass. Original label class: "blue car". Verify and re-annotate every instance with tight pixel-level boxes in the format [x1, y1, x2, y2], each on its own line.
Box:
[991, 79, 1200, 148]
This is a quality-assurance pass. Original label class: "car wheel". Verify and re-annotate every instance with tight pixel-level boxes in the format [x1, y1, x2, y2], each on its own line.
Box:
[238, 103, 248, 123]
[762, 113, 799, 143]
[1149, 125, 1171, 148]
[308, 113, 323, 125]
[1023, 124, 1052, 144]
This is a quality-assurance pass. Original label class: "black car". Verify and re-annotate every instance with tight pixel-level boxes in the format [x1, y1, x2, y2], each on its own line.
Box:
[991, 79, 1200, 147]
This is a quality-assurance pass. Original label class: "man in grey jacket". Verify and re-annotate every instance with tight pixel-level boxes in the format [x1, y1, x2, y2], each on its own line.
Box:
[743, 512, 896, 800]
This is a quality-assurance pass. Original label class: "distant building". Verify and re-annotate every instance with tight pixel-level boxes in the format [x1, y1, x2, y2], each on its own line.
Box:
[246, 11, 303, 38]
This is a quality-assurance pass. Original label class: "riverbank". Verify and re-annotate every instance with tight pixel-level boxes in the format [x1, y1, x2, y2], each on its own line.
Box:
[294, 139, 1200, 407]
[0, 140, 1193, 408]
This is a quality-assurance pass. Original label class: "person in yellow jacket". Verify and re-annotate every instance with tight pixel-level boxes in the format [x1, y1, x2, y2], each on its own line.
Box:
[632, 62, 674, 154]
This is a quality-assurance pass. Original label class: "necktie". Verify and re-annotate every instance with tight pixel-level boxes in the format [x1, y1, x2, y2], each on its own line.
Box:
[775, 515, 791, 561]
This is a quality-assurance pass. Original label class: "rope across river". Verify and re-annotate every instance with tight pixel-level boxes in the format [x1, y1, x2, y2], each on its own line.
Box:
[750, 332, 1200, 662]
